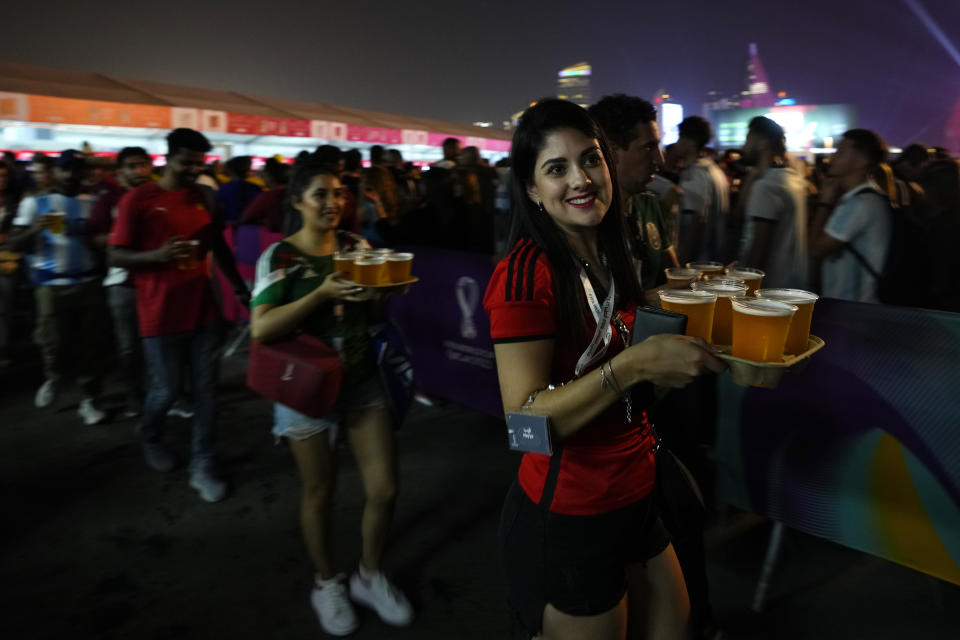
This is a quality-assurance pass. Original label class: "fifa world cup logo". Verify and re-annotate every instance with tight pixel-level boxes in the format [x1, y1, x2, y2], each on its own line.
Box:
[456, 277, 480, 339]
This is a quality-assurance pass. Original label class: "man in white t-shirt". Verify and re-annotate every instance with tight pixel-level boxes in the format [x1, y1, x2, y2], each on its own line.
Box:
[810, 129, 892, 303]
[675, 117, 730, 263]
[738, 116, 809, 289]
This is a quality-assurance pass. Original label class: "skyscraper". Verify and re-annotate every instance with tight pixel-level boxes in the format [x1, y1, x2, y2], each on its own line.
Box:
[557, 62, 592, 108]
[740, 43, 775, 108]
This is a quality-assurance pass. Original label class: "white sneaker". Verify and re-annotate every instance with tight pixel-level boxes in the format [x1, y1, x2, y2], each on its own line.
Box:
[189, 460, 228, 503]
[349, 568, 413, 627]
[34, 379, 57, 408]
[311, 575, 359, 636]
[77, 398, 107, 425]
[167, 402, 195, 419]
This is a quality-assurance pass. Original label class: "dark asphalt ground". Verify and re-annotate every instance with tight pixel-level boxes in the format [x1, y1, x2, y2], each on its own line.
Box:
[2, 341, 958, 639]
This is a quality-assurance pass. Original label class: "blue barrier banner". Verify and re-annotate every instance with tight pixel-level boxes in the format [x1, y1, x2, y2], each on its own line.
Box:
[717, 298, 960, 584]
[388, 247, 503, 417]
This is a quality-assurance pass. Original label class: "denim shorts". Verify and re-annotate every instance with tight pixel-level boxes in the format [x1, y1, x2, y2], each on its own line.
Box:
[273, 375, 387, 443]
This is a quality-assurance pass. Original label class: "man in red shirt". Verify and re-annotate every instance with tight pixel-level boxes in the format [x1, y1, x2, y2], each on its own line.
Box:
[109, 128, 249, 503]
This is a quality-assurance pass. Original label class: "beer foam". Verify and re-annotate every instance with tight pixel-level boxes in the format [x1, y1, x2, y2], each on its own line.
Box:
[756, 288, 819, 304]
[727, 269, 764, 280]
[694, 280, 747, 296]
[731, 298, 797, 316]
[659, 290, 716, 304]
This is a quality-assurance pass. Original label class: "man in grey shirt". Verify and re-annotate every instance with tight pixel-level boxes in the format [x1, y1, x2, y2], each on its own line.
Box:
[738, 116, 810, 289]
[675, 117, 730, 263]
[810, 129, 892, 303]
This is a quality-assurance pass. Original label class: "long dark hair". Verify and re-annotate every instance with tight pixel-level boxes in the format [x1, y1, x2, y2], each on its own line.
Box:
[506, 98, 642, 346]
[283, 156, 339, 235]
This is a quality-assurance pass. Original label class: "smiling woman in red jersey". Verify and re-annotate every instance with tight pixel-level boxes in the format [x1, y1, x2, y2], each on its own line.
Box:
[483, 99, 725, 640]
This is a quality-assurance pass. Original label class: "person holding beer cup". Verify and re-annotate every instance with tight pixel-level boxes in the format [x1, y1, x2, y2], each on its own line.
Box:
[9, 149, 108, 425]
[484, 99, 725, 640]
[250, 156, 413, 636]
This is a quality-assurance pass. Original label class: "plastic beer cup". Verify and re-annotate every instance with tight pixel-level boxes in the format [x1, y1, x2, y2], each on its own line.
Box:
[756, 288, 819, 355]
[353, 256, 386, 285]
[693, 279, 748, 345]
[176, 240, 201, 271]
[664, 267, 700, 288]
[725, 267, 765, 295]
[386, 252, 414, 283]
[47, 212, 66, 234]
[686, 261, 725, 280]
[658, 289, 718, 342]
[332, 252, 355, 280]
[730, 298, 798, 362]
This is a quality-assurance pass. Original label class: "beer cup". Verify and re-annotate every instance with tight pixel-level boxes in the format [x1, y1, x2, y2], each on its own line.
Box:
[756, 288, 819, 355]
[664, 267, 700, 288]
[332, 252, 355, 280]
[386, 252, 414, 283]
[725, 267, 765, 295]
[658, 289, 718, 342]
[353, 256, 386, 286]
[730, 298, 798, 362]
[686, 261, 725, 280]
[693, 279, 748, 345]
[176, 240, 201, 271]
[47, 212, 66, 234]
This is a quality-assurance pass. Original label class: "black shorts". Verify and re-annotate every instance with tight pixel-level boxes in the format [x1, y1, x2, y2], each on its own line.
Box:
[499, 481, 671, 637]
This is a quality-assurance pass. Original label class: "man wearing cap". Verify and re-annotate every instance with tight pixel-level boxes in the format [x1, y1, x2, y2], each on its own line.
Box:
[9, 149, 108, 424]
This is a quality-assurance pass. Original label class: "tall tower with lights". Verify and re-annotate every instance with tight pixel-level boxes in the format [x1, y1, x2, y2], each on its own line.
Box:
[740, 43, 775, 108]
[557, 62, 592, 108]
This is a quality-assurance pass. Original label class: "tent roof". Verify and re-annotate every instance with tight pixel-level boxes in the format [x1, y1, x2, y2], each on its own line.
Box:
[0, 60, 510, 140]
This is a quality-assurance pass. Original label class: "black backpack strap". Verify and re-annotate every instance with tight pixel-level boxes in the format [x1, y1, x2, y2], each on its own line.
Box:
[840, 186, 888, 282]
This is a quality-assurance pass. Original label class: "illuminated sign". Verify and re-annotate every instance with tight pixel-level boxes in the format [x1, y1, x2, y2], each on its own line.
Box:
[558, 69, 591, 77]
[713, 104, 858, 150]
[659, 103, 684, 146]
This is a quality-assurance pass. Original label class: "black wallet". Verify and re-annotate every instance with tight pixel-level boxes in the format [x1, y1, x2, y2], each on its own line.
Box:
[631, 305, 687, 344]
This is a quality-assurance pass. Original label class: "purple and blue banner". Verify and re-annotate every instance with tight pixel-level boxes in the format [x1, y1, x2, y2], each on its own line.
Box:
[716, 298, 960, 585]
[388, 247, 502, 417]
[392, 249, 960, 584]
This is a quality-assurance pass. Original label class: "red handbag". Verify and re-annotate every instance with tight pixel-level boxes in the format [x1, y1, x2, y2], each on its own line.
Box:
[246, 333, 343, 418]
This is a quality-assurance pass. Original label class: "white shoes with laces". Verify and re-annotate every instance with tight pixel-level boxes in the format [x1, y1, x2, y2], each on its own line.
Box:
[311, 574, 358, 636]
[349, 567, 414, 627]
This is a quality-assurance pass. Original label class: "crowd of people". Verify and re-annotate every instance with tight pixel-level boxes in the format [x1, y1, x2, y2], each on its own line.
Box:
[1, 95, 959, 639]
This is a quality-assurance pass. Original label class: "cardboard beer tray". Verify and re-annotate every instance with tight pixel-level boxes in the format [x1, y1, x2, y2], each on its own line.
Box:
[356, 277, 420, 289]
[715, 335, 825, 388]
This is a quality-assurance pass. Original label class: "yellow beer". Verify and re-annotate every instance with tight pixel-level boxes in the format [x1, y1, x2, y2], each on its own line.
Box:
[756, 288, 819, 355]
[353, 256, 386, 285]
[730, 298, 798, 362]
[686, 261, 724, 280]
[48, 212, 66, 234]
[658, 289, 718, 342]
[386, 252, 414, 283]
[693, 280, 748, 345]
[726, 267, 766, 295]
[664, 267, 700, 288]
[333, 252, 355, 280]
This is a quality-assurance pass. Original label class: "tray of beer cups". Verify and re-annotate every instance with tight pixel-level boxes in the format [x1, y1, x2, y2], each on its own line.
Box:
[715, 289, 824, 388]
[661, 283, 824, 388]
[333, 249, 418, 298]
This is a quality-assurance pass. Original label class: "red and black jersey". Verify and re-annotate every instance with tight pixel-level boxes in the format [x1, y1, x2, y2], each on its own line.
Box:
[483, 238, 656, 515]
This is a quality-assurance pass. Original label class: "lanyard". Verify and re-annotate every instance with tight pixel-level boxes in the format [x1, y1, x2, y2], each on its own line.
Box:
[575, 259, 615, 377]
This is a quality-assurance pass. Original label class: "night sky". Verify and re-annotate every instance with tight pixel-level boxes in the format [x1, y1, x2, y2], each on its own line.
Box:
[0, 0, 958, 148]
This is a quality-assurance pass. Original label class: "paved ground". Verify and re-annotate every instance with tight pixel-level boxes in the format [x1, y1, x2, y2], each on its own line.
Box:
[2, 344, 958, 639]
